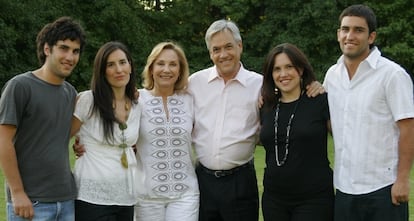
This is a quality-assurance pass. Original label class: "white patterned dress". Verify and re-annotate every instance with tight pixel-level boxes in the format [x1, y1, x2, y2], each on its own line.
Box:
[135, 89, 199, 200]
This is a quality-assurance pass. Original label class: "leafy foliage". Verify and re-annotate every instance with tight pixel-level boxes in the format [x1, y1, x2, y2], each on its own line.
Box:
[1, 0, 413, 90]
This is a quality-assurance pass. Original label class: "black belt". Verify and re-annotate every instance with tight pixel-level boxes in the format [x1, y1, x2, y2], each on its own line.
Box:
[199, 161, 252, 178]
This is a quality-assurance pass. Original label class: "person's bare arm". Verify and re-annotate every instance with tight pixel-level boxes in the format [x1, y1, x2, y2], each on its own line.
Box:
[391, 118, 414, 205]
[70, 116, 82, 138]
[70, 116, 86, 157]
[0, 125, 34, 219]
[70, 94, 86, 156]
[306, 81, 325, 97]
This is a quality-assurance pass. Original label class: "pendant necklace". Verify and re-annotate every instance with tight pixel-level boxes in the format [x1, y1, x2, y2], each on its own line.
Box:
[114, 98, 130, 169]
[274, 94, 301, 166]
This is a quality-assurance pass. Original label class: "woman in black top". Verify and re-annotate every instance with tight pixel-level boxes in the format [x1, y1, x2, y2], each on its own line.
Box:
[260, 43, 333, 221]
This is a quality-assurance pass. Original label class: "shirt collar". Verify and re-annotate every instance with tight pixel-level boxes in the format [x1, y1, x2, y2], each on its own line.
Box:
[337, 46, 381, 70]
[365, 46, 381, 69]
[207, 63, 250, 87]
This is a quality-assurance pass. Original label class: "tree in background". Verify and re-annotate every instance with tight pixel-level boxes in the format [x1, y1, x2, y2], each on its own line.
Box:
[371, 0, 414, 78]
[1, 0, 412, 89]
[244, 0, 339, 80]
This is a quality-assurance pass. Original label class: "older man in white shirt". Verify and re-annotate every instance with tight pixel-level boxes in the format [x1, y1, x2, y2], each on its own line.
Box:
[188, 19, 262, 221]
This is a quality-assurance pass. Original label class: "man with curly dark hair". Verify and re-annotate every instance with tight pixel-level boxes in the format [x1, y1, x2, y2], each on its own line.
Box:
[0, 16, 86, 221]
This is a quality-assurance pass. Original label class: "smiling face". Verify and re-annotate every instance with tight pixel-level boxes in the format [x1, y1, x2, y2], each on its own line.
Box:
[44, 39, 81, 81]
[105, 49, 131, 89]
[272, 53, 302, 100]
[152, 49, 180, 90]
[337, 16, 376, 63]
[208, 29, 242, 81]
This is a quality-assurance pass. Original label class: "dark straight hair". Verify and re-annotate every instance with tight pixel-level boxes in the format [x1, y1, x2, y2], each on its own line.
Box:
[91, 41, 137, 143]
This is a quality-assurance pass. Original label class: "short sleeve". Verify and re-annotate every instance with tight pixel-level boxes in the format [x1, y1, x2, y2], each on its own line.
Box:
[322, 93, 330, 121]
[74, 90, 94, 122]
[385, 70, 414, 121]
[0, 78, 29, 126]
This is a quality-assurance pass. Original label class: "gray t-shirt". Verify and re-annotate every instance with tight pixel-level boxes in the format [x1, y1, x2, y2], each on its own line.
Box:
[0, 72, 77, 202]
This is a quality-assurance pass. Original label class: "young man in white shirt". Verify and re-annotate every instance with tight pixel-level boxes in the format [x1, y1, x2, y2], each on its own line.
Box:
[323, 4, 414, 221]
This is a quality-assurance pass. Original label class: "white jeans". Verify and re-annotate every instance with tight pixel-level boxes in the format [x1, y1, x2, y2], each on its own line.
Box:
[134, 194, 199, 221]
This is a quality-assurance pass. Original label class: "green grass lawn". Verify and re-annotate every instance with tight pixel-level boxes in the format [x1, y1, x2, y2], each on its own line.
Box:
[1, 137, 413, 221]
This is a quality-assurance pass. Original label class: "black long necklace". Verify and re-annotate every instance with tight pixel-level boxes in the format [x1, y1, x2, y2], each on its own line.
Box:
[274, 95, 301, 166]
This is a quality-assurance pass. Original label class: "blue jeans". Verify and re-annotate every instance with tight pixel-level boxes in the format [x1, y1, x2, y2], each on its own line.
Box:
[7, 200, 74, 221]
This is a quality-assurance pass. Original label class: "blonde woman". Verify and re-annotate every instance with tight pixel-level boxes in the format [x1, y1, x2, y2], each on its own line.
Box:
[134, 42, 199, 221]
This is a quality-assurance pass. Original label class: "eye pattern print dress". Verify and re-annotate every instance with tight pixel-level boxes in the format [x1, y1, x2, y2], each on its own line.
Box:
[135, 89, 199, 200]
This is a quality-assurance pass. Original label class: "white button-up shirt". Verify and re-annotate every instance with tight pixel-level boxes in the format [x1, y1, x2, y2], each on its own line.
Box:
[188, 64, 263, 170]
[323, 47, 414, 194]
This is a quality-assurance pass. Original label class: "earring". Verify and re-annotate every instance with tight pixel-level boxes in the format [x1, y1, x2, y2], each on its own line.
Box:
[274, 87, 279, 95]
